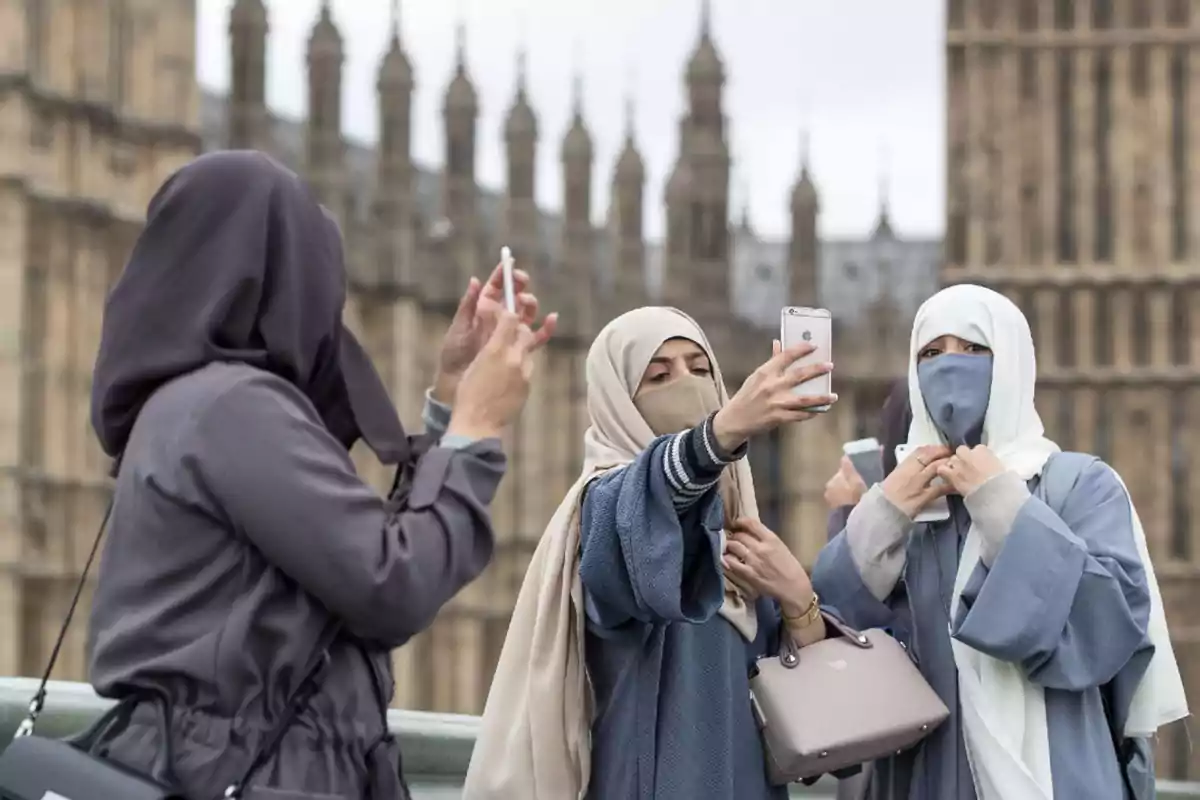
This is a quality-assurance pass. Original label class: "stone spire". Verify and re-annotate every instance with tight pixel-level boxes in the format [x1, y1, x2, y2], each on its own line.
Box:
[874, 144, 894, 238]
[305, 0, 346, 219]
[441, 22, 479, 225]
[789, 132, 820, 304]
[374, 0, 416, 290]
[228, 0, 269, 149]
[502, 46, 539, 266]
[559, 70, 595, 340]
[610, 92, 646, 311]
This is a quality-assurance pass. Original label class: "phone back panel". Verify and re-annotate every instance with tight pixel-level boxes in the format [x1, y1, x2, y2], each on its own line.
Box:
[780, 307, 832, 398]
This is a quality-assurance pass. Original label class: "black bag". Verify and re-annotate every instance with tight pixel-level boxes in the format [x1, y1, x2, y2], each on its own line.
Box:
[0, 498, 335, 800]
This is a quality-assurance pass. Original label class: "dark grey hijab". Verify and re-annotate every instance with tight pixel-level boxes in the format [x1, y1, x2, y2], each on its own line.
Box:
[91, 150, 407, 463]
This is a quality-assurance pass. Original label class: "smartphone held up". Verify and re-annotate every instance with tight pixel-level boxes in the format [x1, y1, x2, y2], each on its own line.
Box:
[499, 246, 517, 314]
[780, 306, 833, 411]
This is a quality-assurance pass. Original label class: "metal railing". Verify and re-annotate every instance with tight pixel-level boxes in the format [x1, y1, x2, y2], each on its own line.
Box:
[1, 677, 1197, 798]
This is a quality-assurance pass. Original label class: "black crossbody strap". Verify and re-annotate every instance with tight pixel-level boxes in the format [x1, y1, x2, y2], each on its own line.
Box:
[14, 490, 342, 800]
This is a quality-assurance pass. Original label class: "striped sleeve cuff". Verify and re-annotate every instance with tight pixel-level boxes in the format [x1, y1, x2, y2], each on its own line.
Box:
[422, 388, 453, 436]
[663, 412, 748, 511]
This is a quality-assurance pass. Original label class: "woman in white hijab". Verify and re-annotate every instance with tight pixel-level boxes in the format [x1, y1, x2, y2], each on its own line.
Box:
[812, 284, 1188, 799]
[464, 306, 843, 800]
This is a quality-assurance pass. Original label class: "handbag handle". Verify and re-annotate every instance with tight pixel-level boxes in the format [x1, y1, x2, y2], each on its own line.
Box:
[776, 611, 873, 669]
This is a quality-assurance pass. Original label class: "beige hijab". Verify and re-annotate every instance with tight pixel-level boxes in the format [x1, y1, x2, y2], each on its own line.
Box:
[462, 306, 759, 800]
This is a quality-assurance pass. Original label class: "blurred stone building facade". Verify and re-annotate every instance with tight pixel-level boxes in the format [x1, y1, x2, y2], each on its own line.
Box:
[0, 0, 936, 721]
[944, 0, 1198, 779]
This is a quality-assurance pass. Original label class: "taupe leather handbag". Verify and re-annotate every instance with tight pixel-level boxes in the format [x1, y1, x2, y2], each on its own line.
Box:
[748, 612, 949, 785]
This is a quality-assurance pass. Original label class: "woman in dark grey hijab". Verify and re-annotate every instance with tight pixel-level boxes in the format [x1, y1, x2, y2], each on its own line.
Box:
[86, 151, 550, 798]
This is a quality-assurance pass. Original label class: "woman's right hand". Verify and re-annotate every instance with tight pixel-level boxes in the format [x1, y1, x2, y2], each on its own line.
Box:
[446, 311, 548, 440]
[879, 444, 953, 519]
[711, 340, 836, 452]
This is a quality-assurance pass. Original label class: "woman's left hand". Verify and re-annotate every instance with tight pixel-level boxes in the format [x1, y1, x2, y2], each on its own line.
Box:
[723, 517, 813, 613]
[936, 444, 1007, 497]
[433, 262, 555, 404]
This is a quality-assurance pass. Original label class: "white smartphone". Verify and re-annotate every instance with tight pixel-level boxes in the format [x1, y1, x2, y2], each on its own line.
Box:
[894, 444, 951, 523]
[780, 306, 833, 411]
[843, 437, 885, 486]
[499, 246, 517, 313]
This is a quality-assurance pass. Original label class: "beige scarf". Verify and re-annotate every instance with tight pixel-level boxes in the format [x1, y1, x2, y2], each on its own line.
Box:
[462, 306, 759, 800]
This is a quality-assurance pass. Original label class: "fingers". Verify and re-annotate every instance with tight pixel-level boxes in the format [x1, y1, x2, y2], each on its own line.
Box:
[482, 263, 531, 298]
[725, 539, 752, 561]
[730, 517, 769, 539]
[765, 342, 818, 373]
[454, 277, 482, 321]
[527, 312, 558, 352]
[516, 291, 539, 323]
[485, 310, 522, 351]
[781, 359, 834, 388]
[777, 393, 838, 412]
[772, 339, 782, 357]
[721, 554, 756, 583]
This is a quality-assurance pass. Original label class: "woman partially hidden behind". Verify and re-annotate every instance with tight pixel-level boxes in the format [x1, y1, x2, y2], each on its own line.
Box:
[812, 284, 1188, 799]
[465, 307, 843, 800]
[86, 151, 553, 798]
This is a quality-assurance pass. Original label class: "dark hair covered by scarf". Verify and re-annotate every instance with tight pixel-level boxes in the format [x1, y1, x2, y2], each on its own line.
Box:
[90, 150, 407, 464]
[879, 378, 913, 477]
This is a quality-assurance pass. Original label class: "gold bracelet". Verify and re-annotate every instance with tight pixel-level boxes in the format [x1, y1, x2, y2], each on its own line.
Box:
[782, 591, 821, 628]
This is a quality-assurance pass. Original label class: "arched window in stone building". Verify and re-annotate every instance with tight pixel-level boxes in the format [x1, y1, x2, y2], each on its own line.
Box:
[1094, 392, 1111, 462]
[1133, 181, 1152, 257]
[1091, 0, 1113, 28]
[1056, 52, 1077, 264]
[1171, 290, 1191, 366]
[979, 0, 999, 28]
[749, 429, 784, 533]
[1020, 50, 1038, 102]
[948, 0, 965, 29]
[1132, 289, 1151, 363]
[1054, 0, 1074, 29]
[448, 137, 470, 175]
[1171, 47, 1189, 262]
[1130, 46, 1150, 96]
[1018, 0, 1039, 30]
[109, 0, 130, 108]
[1094, 290, 1113, 366]
[1170, 390, 1191, 560]
[1129, 0, 1151, 27]
[1168, 0, 1190, 26]
[1094, 51, 1114, 262]
[1056, 291, 1076, 367]
[1021, 184, 1042, 262]
[25, 0, 45, 79]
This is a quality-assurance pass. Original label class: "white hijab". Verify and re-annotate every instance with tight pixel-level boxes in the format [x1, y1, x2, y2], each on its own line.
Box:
[906, 284, 1189, 800]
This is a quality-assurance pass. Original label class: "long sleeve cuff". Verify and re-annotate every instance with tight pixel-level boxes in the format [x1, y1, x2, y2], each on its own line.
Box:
[845, 484, 915, 601]
[423, 388, 476, 451]
[664, 412, 747, 511]
[964, 470, 1031, 565]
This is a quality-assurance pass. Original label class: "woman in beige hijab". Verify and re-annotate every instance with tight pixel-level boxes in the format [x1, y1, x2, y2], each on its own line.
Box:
[465, 307, 839, 800]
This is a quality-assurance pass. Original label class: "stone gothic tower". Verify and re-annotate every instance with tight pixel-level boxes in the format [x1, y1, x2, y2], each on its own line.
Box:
[945, 0, 1199, 779]
[788, 134, 819, 306]
[372, 0, 415, 291]
[666, 0, 731, 333]
[441, 25, 479, 239]
[228, 0, 269, 150]
[559, 75, 595, 342]
[608, 97, 647, 314]
[502, 50, 539, 265]
[304, 1, 346, 225]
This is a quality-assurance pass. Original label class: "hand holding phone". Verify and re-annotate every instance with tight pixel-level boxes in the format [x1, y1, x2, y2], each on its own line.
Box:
[843, 437, 885, 486]
[888, 444, 953, 522]
[779, 306, 833, 411]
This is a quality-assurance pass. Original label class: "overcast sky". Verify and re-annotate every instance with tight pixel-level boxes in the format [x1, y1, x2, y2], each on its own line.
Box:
[195, 0, 944, 241]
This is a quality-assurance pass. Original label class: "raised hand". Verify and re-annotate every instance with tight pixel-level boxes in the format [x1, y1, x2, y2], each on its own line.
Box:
[711, 340, 837, 452]
[446, 312, 552, 441]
